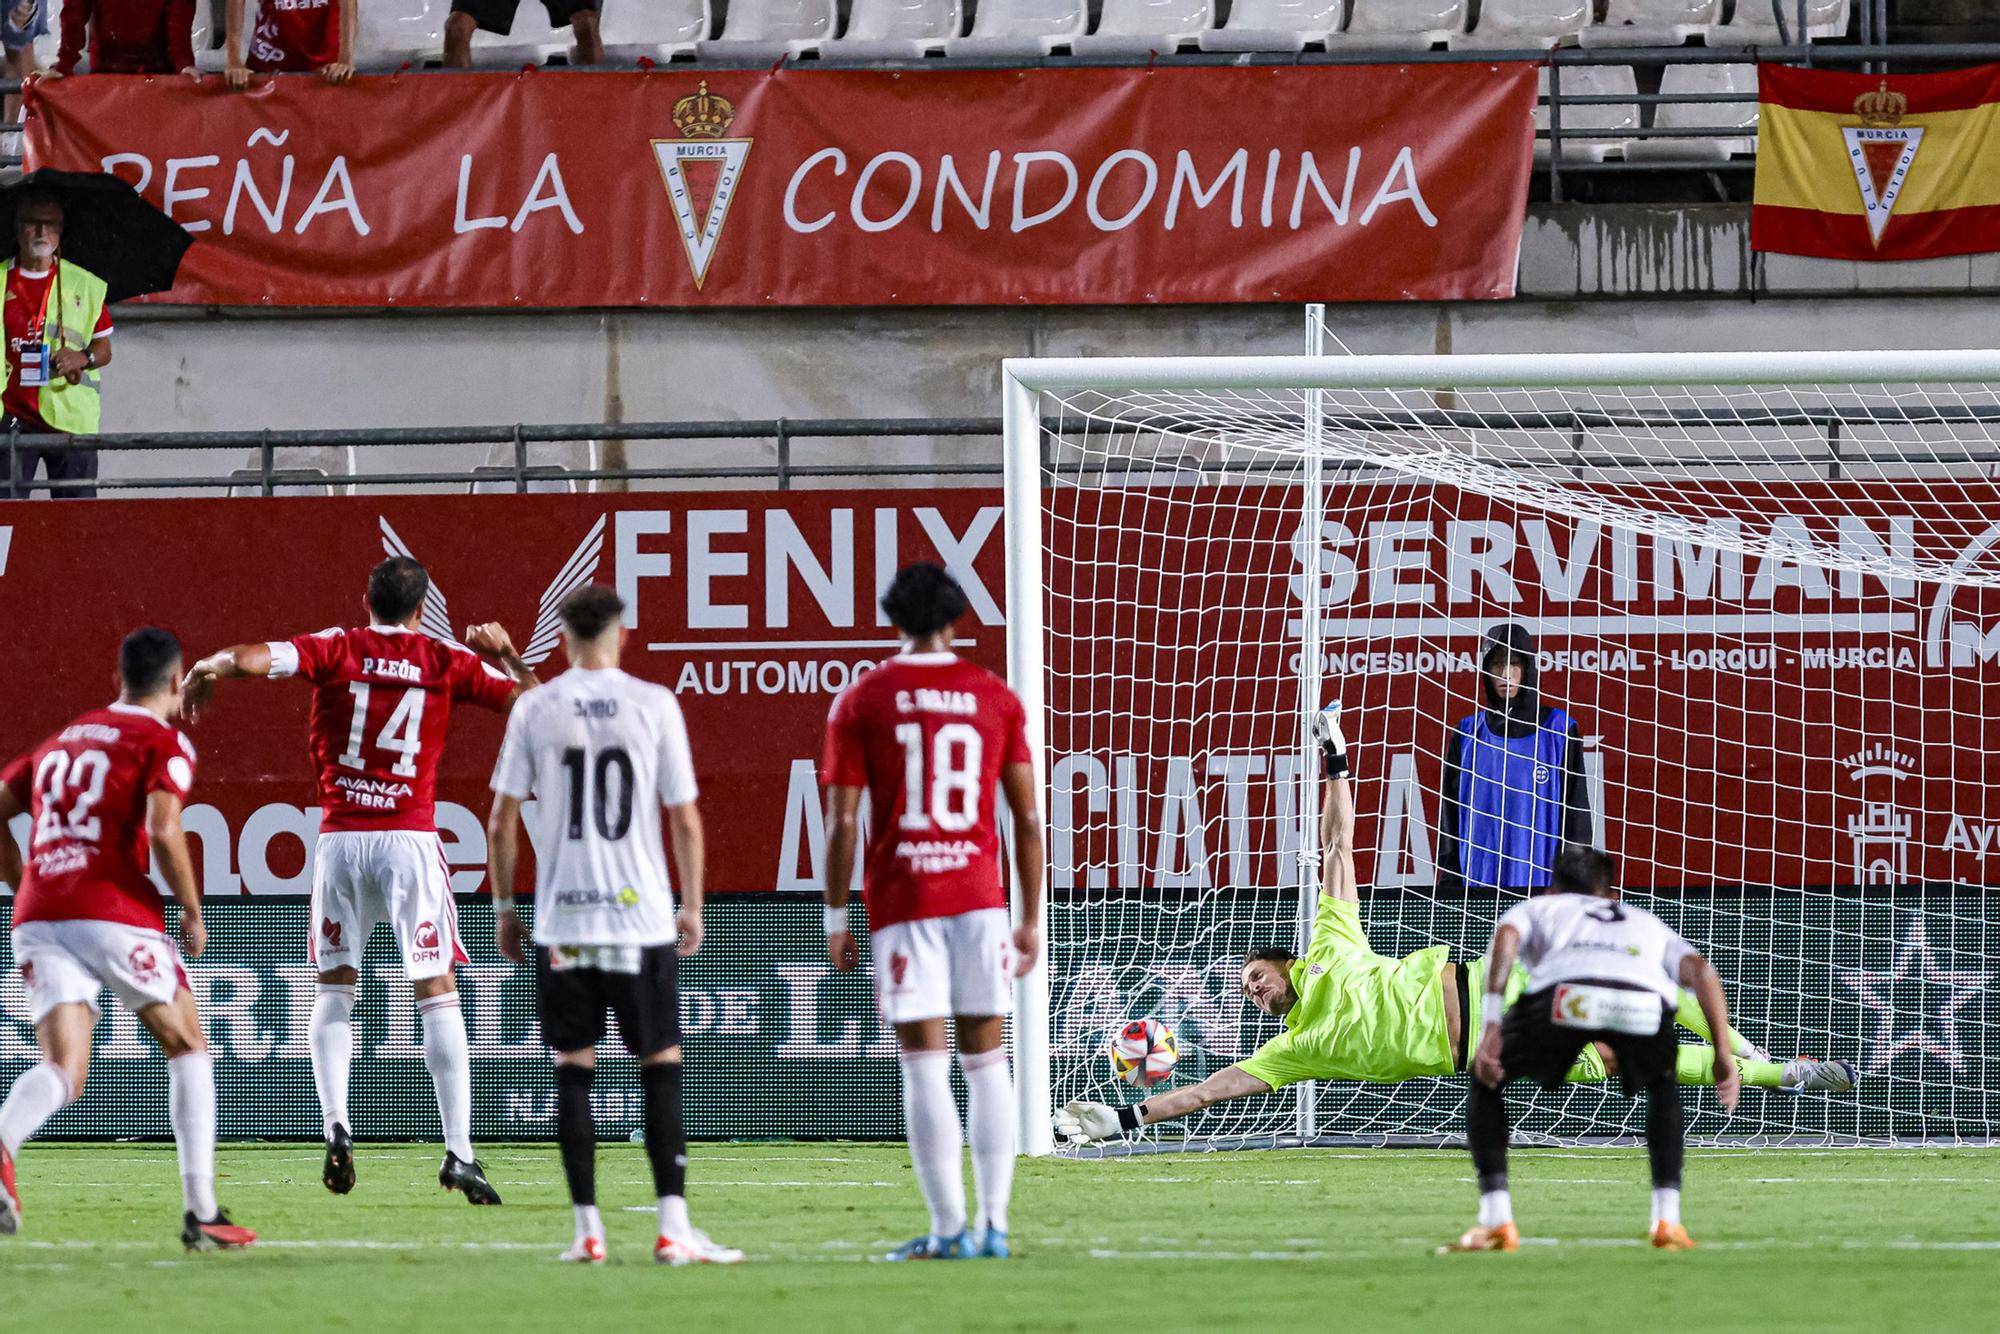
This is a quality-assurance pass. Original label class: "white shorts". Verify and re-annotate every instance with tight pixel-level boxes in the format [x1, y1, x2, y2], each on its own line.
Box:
[871, 907, 1015, 1025]
[11, 919, 189, 1024]
[311, 830, 465, 982]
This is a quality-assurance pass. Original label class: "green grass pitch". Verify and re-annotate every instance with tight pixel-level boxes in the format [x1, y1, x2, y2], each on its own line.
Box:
[2, 1143, 1995, 1332]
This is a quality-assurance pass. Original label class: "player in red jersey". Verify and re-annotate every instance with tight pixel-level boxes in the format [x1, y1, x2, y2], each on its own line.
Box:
[0, 629, 255, 1250]
[181, 556, 537, 1204]
[822, 562, 1045, 1262]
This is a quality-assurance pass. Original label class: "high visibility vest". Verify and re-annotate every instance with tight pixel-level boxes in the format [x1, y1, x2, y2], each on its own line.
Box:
[0, 257, 107, 435]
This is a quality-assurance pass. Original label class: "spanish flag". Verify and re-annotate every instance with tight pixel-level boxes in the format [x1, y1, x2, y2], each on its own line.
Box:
[1753, 63, 2000, 260]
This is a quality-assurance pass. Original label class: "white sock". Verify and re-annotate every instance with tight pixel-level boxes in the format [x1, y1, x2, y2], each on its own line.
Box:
[898, 1049, 966, 1238]
[573, 1203, 604, 1242]
[1478, 1189, 1513, 1229]
[1651, 1186, 1682, 1228]
[958, 1046, 1015, 1235]
[0, 1062, 74, 1158]
[418, 996, 475, 1163]
[310, 984, 356, 1138]
[168, 1052, 219, 1219]
[657, 1194, 690, 1239]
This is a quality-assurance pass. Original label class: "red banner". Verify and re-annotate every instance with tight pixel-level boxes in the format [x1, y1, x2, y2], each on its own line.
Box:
[0, 491, 1006, 897]
[24, 66, 1536, 308]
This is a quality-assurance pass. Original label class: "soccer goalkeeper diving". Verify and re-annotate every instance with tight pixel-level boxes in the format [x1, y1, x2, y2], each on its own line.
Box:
[1054, 704, 1860, 1147]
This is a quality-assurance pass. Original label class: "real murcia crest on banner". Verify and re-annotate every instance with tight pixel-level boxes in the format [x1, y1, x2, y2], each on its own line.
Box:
[652, 81, 754, 290]
[1841, 81, 1923, 248]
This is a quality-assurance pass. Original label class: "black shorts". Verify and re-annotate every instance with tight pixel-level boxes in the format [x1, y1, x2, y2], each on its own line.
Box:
[1500, 981, 1677, 1095]
[535, 945, 681, 1059]
[452, 0, 597, 35]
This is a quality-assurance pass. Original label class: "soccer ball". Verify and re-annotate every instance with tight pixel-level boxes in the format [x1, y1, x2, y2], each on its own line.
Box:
[1109, 1018, 1179, 1088]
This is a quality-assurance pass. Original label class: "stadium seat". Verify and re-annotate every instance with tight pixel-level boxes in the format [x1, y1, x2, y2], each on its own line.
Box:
[1622, 63, 1757, 161]
[601, 0, 710, 62]
[1703, 0, 1849, 45]
[1197, 0, 1342, 54]
[820, 0, 962, 59]
[1449, 0, 1589, 49]
[1537, 64, 1640, 163]
[1578, 0, 1720, 47]
[355, 0, 448, 71]
[944, 0, 1087, 56]
[227, 445, 356, 498]
[696, 0, 838, 60]
[1070, 0, 1212, 56]
[1326, 0, 1465, 50]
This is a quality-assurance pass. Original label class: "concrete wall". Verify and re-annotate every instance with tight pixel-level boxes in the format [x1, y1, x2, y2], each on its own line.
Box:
[77, 204, 2000, 493]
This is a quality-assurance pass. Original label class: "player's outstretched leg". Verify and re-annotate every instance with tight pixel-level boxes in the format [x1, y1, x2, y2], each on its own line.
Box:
[886, 1045, 972, 1261]
[420, 992, 499, 1205]
[553, 1062, 605, 1263]
[645, 1059, 742, 1265]
[1642, 1075, 1693, 1250]
[0, 1054, 79, 1236]
[1441, 1078, 1520, 1254]
[959, 1045, 1015, 1259]
[1668, 1044, 1857, 1093]
[311, 980, 358, 1194]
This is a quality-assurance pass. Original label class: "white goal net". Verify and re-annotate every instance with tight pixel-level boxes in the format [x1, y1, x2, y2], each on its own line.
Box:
[1003, 347, 2000, 1153]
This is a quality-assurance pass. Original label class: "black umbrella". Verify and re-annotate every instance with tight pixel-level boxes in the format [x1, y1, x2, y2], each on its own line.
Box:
[0, 168, 194, 304]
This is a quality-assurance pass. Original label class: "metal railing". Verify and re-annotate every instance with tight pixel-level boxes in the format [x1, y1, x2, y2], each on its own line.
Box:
[10, 401, 2000, 497]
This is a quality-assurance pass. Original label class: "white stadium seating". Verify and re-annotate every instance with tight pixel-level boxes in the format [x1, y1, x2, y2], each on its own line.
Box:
[1070, 0, 1213, 57]
[354, 0, 447, 71]
[1703, 0, 1850, 46]
[1578, 0, 1720, 47]
[1537, 64, 1640, 163]
[1197, 0, 1343, 54]
[1622, 62, 1758, 161]
[1327, 0, 1465, 51]
[697, 0, 838, 59]
[820, 0, 963, 58]
[1449, 0, 1590, 49]
[601, 0, 711, 63]
[944, 0, 1087, 57]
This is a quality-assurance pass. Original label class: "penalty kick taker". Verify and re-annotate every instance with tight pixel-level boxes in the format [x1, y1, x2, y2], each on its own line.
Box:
[1056, 705, 1859, 1146]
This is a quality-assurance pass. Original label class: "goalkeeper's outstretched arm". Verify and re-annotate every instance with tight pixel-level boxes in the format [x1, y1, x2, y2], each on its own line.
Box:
[1056, 1065, 1272, 1144]
[1314, 702, 1358, 905]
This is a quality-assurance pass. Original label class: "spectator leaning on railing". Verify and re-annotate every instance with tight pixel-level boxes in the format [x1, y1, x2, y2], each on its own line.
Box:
[224, 0, 353, 88]
[49, 0, 200, 77]
[0, 190, 113, 500]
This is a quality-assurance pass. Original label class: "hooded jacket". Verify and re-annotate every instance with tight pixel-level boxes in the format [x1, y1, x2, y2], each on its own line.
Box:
[1436, 623, 1594, 892]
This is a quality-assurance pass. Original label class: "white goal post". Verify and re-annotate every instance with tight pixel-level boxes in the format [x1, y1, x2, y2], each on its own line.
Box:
[1005, 348, 2000, 1157]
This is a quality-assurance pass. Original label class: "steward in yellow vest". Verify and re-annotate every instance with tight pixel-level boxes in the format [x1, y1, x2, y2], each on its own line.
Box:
[1, 192, 112, 499]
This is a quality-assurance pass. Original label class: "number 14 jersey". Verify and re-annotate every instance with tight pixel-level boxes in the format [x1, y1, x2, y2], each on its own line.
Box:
[271, 624, 517, 833]
[490, 667, 699, 948]
[821, 652, 1030, 932]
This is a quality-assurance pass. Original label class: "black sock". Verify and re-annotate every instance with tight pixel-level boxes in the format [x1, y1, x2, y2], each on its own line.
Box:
[554, 1063, 597, 1207]
[641, 1062, 687, 1199]
[1644, 1079, 1685, 1190]
[1467, 1078, 1511, 1194]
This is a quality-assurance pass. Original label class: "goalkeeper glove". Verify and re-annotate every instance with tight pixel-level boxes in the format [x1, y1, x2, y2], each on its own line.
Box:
[1311, 701, 1350, 779]
[1053, 1099, 1144, 1146]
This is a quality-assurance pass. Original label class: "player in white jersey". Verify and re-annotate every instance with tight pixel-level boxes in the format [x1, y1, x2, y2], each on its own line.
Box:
[485, 584, 742, 1267]
[1443, 848, 1741, 1254]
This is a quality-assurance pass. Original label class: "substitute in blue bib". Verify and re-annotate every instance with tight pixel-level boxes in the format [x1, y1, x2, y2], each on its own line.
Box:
[1437, 623, 1592, 895]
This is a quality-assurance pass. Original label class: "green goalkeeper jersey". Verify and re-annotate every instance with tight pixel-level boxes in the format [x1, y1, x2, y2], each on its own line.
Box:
[1235, 895, 1457, 1089]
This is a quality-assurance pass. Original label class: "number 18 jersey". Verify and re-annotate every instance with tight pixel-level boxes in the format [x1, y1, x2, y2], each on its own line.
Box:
[490, 667, 699, 948]
[821, 652, 1030, 932]
[270, 624, 517, 834]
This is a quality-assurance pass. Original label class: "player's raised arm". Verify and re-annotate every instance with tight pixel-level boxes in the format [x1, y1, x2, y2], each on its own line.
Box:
[462, 622, 540, 703]
[1313, 702, 1358, 904]
[1055, 1065, 1272, 1144]
[147, 789, 206, 960]
[179, 641, 275, 723]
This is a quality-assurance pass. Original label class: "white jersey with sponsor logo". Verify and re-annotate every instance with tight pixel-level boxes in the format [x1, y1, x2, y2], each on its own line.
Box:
[1497, 893, 1696, 1004]
[490, 667, 698, 948]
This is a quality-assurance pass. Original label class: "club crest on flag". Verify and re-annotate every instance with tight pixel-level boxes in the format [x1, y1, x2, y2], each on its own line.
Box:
[1841, 81, 1924, 247]
[652, 82, 754, 290]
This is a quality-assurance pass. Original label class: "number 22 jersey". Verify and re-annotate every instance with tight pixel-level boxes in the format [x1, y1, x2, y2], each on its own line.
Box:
[269, 624, 516, 834]
[820, 652, 1030, 932]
